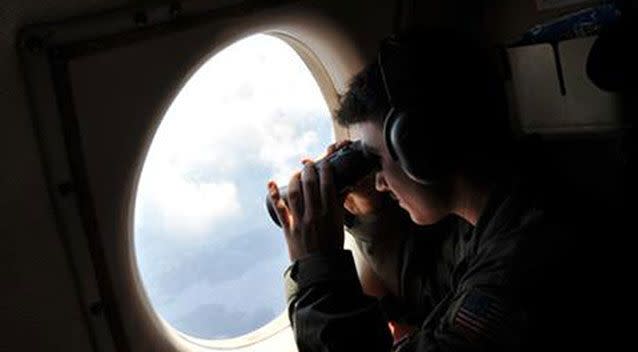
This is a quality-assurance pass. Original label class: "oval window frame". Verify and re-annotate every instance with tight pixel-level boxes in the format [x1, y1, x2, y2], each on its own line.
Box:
[129, 24, 365, 351]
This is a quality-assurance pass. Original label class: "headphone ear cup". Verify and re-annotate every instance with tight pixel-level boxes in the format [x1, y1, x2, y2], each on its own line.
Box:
[383, 107, 400, 161]
[386, 109, 437, 185]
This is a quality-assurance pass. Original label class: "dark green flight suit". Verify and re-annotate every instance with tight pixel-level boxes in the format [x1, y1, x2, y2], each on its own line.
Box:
[283, 178, 581, 351]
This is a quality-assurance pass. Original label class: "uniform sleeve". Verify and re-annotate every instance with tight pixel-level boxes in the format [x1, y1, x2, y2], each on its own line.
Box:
[285, 240, 529, 352]
[284, 250, 394, 352]
[393, 228, 532, 352]
[392, 286, 525, 352]
[283, 213, 453, 351]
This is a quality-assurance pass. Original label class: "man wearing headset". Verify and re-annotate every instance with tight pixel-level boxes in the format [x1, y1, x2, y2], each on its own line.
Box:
[267, 29, 586, 351]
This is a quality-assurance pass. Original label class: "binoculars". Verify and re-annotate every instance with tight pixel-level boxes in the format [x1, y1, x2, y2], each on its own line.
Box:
[266, 141, 380, 227]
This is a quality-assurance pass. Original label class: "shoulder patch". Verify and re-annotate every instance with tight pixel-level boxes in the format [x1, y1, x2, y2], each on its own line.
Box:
[452, 289, 506, 343]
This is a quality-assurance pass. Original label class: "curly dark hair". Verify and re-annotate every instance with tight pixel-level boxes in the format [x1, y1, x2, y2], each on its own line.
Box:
[336, 29, 508, 127]
[334, 60, 390, 126]
[334, 28, 514, 181]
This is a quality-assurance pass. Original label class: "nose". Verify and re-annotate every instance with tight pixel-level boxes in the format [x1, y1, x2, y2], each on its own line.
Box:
[375, 172, 389, 192]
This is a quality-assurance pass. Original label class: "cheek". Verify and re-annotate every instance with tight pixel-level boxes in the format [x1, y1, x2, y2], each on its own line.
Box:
[381, 162, 451, 224]
[407, 188, 450, 225]
[382, 159, 408, 186]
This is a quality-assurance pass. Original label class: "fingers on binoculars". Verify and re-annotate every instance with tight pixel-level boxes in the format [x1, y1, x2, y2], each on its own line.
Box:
[268, 181, 291, 229]
[301, 161, 321, 219]
[318, 161, 337, 213]
[287, 172, 304, 228]
[327, 140, 352, 155]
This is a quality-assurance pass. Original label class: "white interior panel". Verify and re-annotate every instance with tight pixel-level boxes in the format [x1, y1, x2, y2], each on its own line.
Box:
[560, 36, 621, 130]
[507, 43, 563, 132]
[508, 37, 621, 134]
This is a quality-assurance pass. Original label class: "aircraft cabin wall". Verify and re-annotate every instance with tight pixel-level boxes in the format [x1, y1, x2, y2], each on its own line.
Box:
[0, 0, 616, 351]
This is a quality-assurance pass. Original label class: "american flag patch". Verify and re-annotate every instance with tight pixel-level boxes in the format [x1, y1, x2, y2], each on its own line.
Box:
[453, 290, 505, 342]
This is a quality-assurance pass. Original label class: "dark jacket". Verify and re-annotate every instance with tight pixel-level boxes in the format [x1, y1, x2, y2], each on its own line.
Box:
[283, 178, 586, 351]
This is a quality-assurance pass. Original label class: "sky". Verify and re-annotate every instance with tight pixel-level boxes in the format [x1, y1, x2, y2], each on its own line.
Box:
[134, 34, 334, 339]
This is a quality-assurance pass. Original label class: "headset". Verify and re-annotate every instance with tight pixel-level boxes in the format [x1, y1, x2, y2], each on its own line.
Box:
[377, 35, 455, 185]
[377, 32, 508, 185]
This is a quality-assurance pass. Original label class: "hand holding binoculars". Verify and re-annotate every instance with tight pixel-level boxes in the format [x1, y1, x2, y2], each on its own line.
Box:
[266, 141, 380, 227]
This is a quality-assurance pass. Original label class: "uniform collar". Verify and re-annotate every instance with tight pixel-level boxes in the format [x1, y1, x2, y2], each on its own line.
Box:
[470, 176, 523, 243]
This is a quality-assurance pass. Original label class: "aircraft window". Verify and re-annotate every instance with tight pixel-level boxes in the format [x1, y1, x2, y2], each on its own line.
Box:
[134, 34, 334, 340]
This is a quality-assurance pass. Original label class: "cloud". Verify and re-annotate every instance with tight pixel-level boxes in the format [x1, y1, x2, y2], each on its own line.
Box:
[259, 128, 321, 183]
[133, 33, 334, 338]
[172, 303, 276, 339]
[136, 160, 241, 238]
[156, 253, 288, 338]
[136, 224, 287, 308]
[135, 34, 333, 240]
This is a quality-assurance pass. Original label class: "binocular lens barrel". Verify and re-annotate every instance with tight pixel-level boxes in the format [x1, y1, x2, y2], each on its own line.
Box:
[266, 141, 379, 227]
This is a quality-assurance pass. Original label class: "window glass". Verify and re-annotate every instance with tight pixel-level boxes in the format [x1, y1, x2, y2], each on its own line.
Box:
[134, 34, 334, 339]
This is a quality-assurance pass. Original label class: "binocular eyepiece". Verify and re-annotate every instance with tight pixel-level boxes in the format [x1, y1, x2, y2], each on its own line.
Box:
[266, 141, 380, 227]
